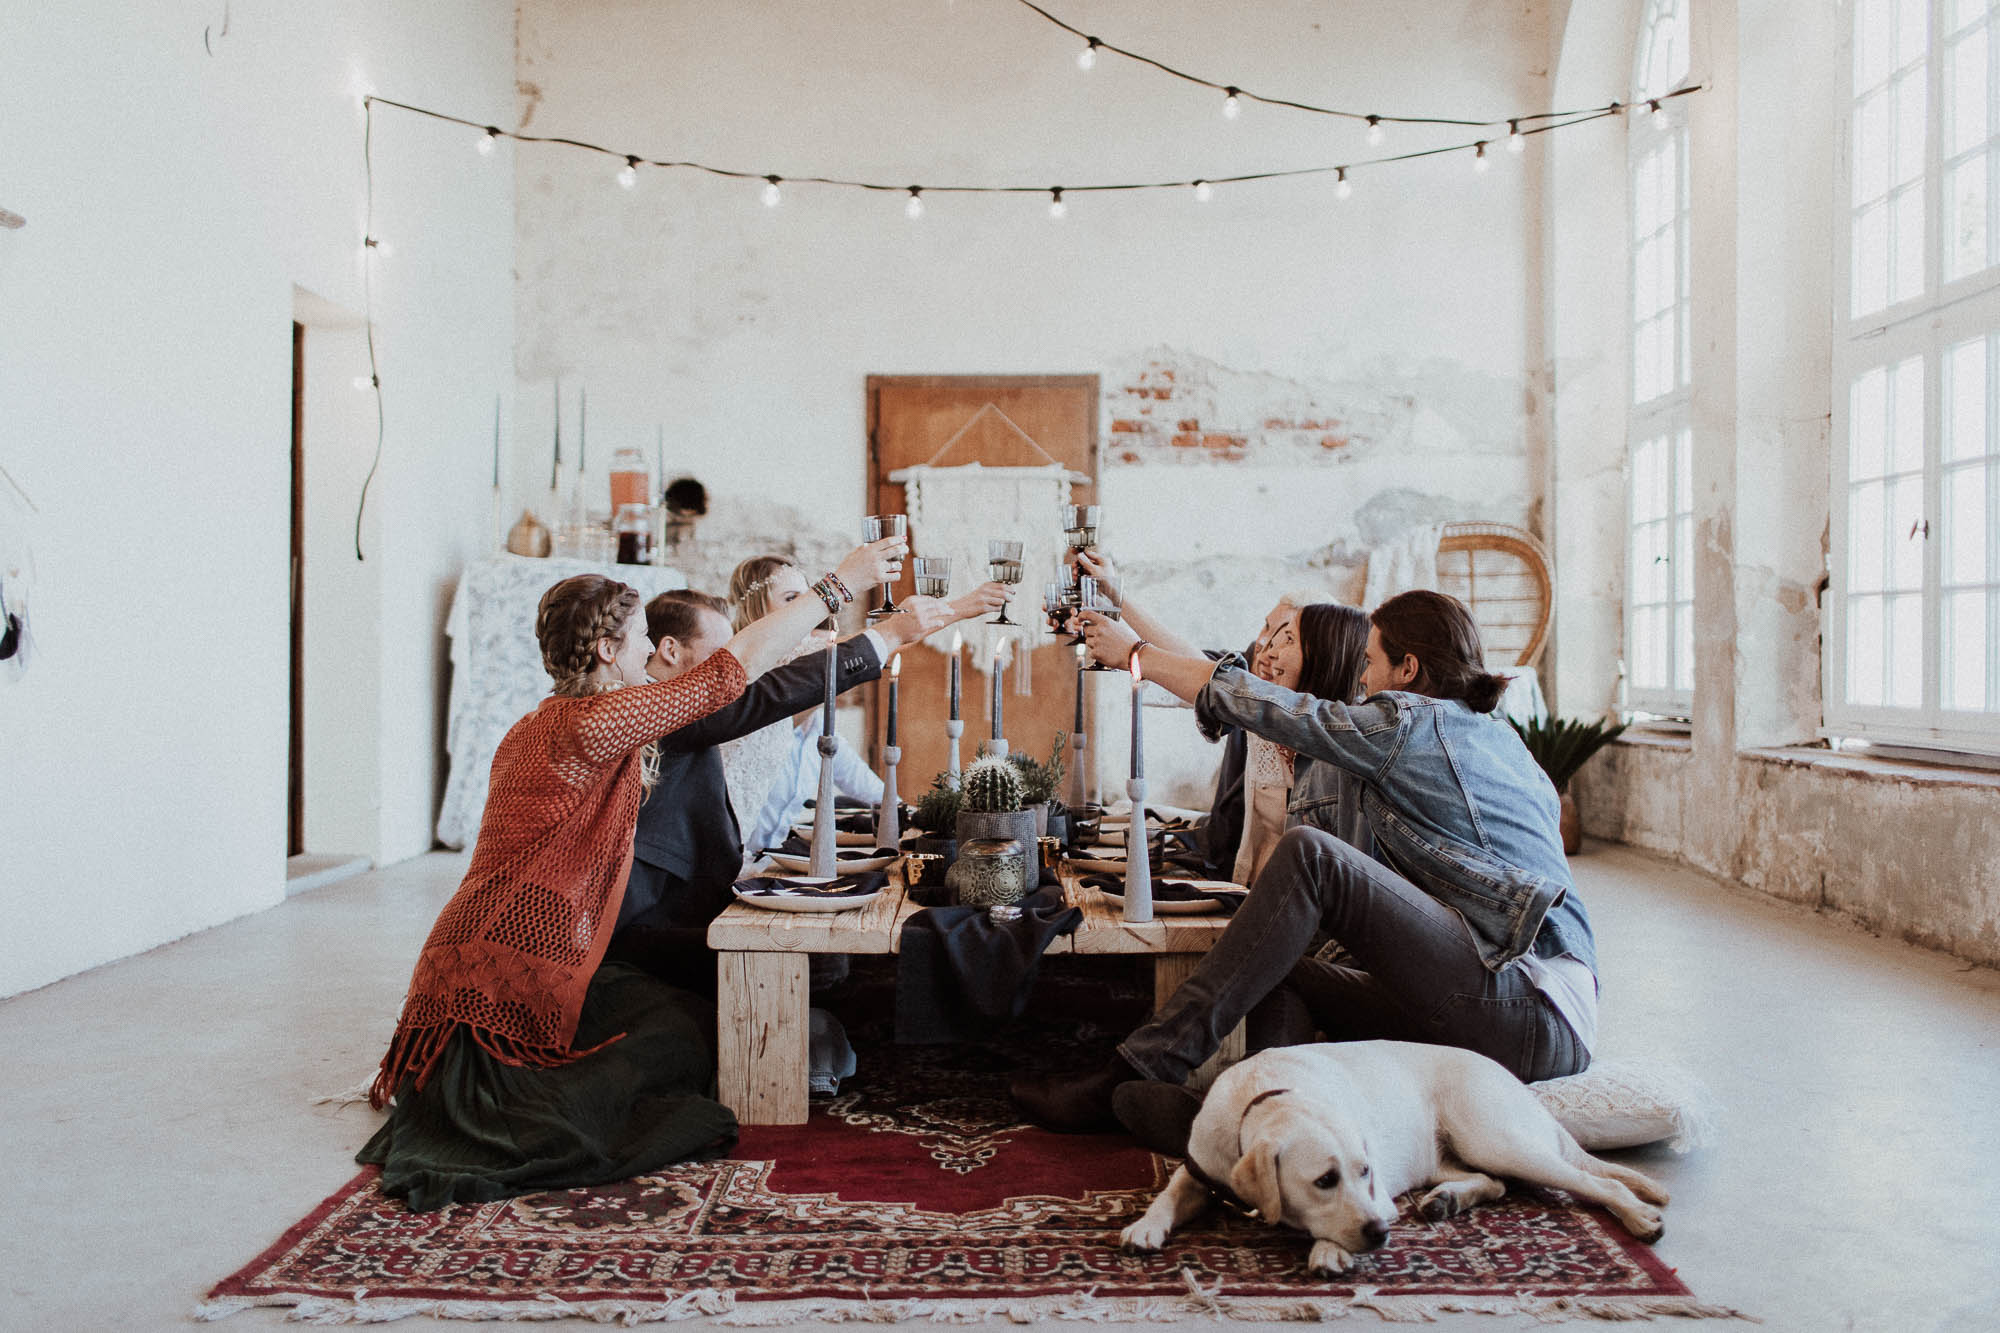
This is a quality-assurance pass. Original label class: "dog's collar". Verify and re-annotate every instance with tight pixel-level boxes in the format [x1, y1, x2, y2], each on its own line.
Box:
[1182, 1087, 1291, 1218]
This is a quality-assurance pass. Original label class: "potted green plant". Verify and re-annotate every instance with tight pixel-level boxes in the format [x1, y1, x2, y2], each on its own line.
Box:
[1008, 732, 1069, 840]
[956, 756, 1038, 893]
[1506, 714, 1628, 854]
[909, 772, 964, 863]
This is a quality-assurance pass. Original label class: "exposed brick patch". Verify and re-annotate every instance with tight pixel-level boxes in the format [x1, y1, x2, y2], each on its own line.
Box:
[1110, 419, 1144, 434]
[1262, 418, 1295, 431]
[1149, 387, 1173, 400]
[1177, 418, 1200, 432]
[1116, 449, 1142, 464]
[1319, 434, 1350, 450]
[1171, 433, 1201, 448]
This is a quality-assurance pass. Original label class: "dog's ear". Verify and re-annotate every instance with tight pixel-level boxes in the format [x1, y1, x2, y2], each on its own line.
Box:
[1229, 1140, 1285, 1223]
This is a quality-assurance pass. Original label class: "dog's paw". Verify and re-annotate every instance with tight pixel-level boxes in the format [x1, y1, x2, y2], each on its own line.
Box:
[1418, 1185, 1464, 1221]
[1307, 1239, 1356, 1276]
[1617, 1203, 1665, 1244]
[1120, 1216, 1172, 1252]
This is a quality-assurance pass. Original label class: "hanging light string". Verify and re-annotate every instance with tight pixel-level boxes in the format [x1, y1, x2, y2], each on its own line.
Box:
[364, 86, 1699, 204]
[354, 96, 387, 562]
[1016, 0, 1684, 130]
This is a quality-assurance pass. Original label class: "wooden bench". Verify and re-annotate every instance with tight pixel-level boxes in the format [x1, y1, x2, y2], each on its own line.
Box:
[708, 874, 1245, 1125]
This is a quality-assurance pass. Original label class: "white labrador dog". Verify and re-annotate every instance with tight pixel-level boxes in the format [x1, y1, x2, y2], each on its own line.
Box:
[1120, 1041, 1669, 1276]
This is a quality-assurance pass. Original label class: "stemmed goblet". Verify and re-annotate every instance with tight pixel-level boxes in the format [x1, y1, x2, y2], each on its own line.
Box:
[913, 555, 952, 599]
[1062, 504, 1101, 552]
[861, 514, 908, 618]
[987, 539, 1024, 625]
[1078, 576, 1124, 670]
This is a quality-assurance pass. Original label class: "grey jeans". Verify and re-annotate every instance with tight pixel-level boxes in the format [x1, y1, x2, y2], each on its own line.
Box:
[1118, 826, 1590, 1085]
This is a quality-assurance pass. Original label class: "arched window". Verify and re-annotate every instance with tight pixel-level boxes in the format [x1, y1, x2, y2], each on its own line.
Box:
[1831, 0, 2000, 754]
[1626, 0, 1694, 717]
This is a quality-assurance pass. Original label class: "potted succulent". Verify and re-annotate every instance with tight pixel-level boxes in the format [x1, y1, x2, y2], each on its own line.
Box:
[909, 772, 964, 863]
[1008, 732, 1069, 841]
[955, 756, 1039, 893]
[1506, 714, 1628, 855]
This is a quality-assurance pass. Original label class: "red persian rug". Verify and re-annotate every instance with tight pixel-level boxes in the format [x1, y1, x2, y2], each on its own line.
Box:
[202, 960, 1738, 1324]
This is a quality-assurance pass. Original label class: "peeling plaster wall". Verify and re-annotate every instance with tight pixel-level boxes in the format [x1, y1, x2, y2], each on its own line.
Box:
[1554, 1, 1999, 968]
[512, 0, 1553, 805]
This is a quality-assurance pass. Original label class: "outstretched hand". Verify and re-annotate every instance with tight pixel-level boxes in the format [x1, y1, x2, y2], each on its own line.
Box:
[947, 580, 1010, 621]
[834, 534, 908, 595]
[1073, 607, 1141, 670]
[876, 595, 955, 647]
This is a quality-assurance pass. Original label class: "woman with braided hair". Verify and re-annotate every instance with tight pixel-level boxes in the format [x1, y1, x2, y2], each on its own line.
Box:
[358, 536, 904, 1210]
[717, 554, 836, 829]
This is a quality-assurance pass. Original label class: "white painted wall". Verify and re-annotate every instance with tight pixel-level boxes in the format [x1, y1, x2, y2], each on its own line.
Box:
[0, 1, 514, 996]
[511, 0, 1555, 803]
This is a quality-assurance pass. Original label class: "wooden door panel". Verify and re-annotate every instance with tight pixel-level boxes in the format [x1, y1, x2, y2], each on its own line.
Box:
[865, 376, 1098, 797]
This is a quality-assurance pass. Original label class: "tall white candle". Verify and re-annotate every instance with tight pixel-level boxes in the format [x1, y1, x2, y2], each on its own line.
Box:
[990, 645, 1004, 741]
[1130, 649, 1146, 780]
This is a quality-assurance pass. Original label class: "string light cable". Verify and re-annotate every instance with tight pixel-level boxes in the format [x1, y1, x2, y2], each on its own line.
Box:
[362, 86, 1698, 212]
[354, 97, 387, 562]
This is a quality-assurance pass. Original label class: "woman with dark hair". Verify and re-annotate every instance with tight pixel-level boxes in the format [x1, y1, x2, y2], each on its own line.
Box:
[1013, 588, 1596, 1137]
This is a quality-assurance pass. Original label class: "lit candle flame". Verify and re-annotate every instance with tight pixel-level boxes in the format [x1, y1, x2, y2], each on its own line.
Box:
[1131, 649, 1145, 685]
[950, 629, 962, 655]
[890, 653, 902, 678]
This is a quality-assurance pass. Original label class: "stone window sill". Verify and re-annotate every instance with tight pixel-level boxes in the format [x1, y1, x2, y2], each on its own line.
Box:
[1739, 745, 2000, 792]
[1609, 729, 1692, 754]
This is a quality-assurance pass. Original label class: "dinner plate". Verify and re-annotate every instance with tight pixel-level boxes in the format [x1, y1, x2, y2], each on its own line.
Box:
[791, 823, 875, 847]
[766, 850, 899, 875]
[732, 880, 883, 913]
[1091, 879, 1247, 915]
[1068, 853, 1161, 874]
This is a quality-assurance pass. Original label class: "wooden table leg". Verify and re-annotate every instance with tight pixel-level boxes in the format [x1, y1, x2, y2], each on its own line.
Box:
[716, 952, 810, 1125]
[1152, 954, 1246, 1093]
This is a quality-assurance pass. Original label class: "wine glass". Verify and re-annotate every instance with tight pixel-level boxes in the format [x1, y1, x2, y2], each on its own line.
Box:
[913, 555, 952, 599]
[1042, 581, 1068, 635]
[1062, 503, 1101, 552]
[1079, 575, 1124, 670]
[862, 514, 908, 618]
[987, 539, 1024, 624]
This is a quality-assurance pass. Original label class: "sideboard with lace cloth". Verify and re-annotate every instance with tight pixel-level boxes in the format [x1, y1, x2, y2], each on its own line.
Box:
[436, 555, 688, 850]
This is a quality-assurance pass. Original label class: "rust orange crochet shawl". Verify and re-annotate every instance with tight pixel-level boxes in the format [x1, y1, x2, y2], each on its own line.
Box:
[370, 650, 747, 1108]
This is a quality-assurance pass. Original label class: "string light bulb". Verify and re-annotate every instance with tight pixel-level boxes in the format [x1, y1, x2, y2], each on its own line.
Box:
[905, 186, 925, 220]
[1507, 120, 1525, 153]
[1222, 87, 1242, 119]
[1335, 167, 1352, 200]
[477, 126, 501, 156]
[1078, 37, 1100, 70]
[1048, 187, 1067, 219]
[1648, 98, 1664, 122]
[1366, 115, 1384, 146]
[1473, 141, 1490, 173]
[1192, 179, 1213, 203]
[363, 234, 391, 258]
[761, 175, 782, 207]
[616, 156, 638, 189]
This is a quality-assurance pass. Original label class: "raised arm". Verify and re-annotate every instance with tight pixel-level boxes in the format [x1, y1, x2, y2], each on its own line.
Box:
[572, 648, 748, 765]
[721, 536, 906, 679]
[1069, 549, 1201, 657]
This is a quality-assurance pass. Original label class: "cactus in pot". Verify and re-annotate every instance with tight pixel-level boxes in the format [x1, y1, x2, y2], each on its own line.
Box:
[956, 756, 1038, 894]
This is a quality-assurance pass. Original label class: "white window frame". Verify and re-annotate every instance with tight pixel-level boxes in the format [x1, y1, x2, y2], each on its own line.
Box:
[1830, 0, 2000, 755]
[1625, 0, 1695, 720]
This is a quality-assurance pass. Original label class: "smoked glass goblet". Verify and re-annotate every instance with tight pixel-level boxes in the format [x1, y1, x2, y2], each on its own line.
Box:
[987, 539, 1024, 625]
[862, 514, 908, 617]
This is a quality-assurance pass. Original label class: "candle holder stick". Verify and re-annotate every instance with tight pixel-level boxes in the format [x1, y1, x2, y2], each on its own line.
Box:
[1122, 778, 1153, 923]
[808, 735, 840, 878]
[1070, 729, 1090, 808]
[983, 737, 1010, 761]
[877, 745, 902, 851]
[945, 719, 964, 778]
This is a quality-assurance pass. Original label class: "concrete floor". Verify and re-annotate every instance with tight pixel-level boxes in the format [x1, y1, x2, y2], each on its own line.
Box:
[2, 844, 1997, 1332]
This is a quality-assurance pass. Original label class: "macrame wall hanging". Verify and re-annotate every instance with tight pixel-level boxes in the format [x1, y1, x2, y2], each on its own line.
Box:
[893, 404, 1085, 695]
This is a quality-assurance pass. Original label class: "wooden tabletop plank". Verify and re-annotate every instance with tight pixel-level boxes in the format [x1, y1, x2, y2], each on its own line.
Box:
[706, 878, 910, 953]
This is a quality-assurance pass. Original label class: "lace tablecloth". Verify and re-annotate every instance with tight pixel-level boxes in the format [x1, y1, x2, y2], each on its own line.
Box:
[436, 555, 689, 849]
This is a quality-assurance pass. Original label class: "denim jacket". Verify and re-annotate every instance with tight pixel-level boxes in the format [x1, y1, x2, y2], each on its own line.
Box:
[1194, 663, 1595, 974]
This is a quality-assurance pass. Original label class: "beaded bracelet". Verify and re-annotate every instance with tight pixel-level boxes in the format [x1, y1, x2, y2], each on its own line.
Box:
[810, 578, 842, 617]
[823, 571, 853, 604]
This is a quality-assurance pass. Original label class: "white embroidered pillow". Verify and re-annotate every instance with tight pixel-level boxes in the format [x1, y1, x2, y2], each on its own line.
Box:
[1531, 1059, 1718, 1153]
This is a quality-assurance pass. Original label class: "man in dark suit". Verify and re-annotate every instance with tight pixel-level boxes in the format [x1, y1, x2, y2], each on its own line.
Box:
[605, 584, 993, 990]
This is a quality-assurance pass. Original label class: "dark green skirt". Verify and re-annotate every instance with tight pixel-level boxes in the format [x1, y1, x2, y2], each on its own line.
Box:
[357, 962, 737, 1212]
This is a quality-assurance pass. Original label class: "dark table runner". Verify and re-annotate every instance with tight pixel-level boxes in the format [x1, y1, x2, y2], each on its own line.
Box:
[895, 875, 1081, 1044]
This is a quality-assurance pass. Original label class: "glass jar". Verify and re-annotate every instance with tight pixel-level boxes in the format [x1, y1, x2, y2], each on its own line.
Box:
[614, 503, 654, 566]
[947, 836, 1027, 908]
[608, 446, 650, 512]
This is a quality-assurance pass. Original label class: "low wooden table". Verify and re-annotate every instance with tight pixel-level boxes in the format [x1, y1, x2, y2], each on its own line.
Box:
[707, 870, 1245, 1125]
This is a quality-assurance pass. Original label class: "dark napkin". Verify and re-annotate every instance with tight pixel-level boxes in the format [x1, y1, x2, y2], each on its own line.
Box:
[732, 870, 890, 900]
[1079, 873, 1246, 915]
[768, 834, 899, 859]
[895, 886, 1081, 1044]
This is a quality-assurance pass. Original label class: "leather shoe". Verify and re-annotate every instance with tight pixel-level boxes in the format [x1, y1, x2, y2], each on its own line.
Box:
[1112, 1080, 1203, 1158]
[1009, 1053, 1141, 1132]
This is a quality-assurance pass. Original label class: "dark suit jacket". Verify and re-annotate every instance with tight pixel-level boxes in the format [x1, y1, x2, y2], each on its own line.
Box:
[619, 635, 884, 932]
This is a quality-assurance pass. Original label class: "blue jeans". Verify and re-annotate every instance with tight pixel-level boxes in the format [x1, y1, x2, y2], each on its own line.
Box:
[1117, 826, 1589, 1085]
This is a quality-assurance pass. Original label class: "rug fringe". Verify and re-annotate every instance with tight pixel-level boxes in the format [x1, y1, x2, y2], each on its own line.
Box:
[192, 1287, 1757, 1325]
